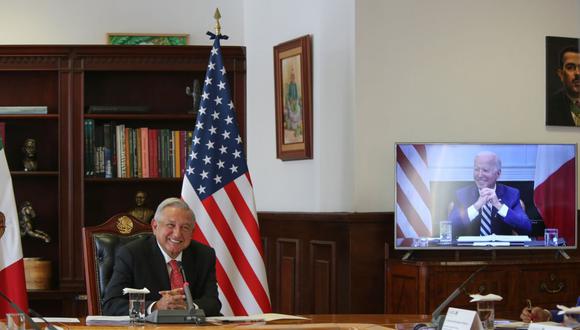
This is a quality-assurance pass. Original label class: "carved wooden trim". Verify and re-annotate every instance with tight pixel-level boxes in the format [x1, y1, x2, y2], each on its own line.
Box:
[276, 238, 300, 314]
[309, 240, 336, 313]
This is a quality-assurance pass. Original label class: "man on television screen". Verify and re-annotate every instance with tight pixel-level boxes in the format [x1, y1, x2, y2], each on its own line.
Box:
[448, 151, 532, 237]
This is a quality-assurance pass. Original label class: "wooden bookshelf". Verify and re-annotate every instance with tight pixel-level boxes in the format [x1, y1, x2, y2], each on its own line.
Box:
[0, 45, 246, 316]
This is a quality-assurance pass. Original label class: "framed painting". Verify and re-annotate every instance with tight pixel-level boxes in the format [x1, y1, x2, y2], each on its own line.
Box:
[107, 33, 189, 46]
[274, 35, 313, 161]
[545, 36, 580, 127]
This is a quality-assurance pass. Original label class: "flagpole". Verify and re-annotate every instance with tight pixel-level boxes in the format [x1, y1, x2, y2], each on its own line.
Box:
[214, 8, 221, 36]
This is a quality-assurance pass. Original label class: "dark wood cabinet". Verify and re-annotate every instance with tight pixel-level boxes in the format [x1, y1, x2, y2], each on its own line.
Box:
[0, 45, 246, 316]
[386, 258, 580, 320]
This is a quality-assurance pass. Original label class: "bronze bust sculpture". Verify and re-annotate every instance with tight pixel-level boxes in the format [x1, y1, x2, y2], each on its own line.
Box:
[22, 138, 38, 171]
[129, 190, 154, 224]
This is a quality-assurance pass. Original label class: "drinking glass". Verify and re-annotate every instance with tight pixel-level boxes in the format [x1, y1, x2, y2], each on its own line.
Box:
[5, 313, 25, 330]
[439, 221, 452, 244]
[544, 228, 559, 246]
[477, 301, 494, 330]
[128, 292, 146, 324]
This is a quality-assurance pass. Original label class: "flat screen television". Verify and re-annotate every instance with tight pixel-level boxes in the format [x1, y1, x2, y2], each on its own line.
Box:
[395, 143, 577, 250]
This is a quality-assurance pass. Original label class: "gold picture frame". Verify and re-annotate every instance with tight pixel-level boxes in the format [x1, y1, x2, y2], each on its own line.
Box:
[107, 33, 189, 46]
[274, 35, 313, 161]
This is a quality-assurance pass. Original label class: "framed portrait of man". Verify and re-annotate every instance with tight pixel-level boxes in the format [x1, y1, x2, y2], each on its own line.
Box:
[545, 36, 580, 127]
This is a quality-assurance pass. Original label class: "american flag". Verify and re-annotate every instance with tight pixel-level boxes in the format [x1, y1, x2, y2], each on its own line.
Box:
[181, 33, 271, 316]
[396, 144, 433, 238]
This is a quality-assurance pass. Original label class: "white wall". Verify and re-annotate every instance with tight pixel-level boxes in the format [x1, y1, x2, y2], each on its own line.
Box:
[1, 0, 579, 213]
[244, 0, 356, 212]
[0, 0, 244, 45]
[355, 0, 580, 212]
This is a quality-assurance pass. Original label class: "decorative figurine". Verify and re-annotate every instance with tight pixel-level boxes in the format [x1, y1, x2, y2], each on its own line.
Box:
[185, 79, 202, 114]
[128, 190, 154, 224]
[22, 138, 38, 171]
[19, 201, 51, 243]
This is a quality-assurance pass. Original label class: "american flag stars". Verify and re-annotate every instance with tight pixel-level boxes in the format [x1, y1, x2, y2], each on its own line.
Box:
[185, 43, 247, 200]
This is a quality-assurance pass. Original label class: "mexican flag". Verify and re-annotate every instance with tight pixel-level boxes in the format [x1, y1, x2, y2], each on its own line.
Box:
[0, 136, 28, 314]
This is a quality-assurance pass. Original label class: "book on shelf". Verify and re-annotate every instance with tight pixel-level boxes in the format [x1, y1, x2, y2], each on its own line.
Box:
[457, 234, 531, 243]
[86, 105, 150, 114]
[0, 106, 48, 114]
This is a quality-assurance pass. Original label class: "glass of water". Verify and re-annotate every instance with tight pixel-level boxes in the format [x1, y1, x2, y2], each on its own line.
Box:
[544, 228, 558, 246]
[477, 301, 494, 330]
[128, 292, 146, 324]
[439, 221, 452, 244]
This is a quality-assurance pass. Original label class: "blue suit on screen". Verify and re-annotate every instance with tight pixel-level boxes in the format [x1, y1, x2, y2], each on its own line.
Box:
[449, 183, 532, 237]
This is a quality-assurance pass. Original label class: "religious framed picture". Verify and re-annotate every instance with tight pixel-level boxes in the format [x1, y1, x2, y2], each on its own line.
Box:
[274, 35, 313, 161]
[545, 36, 580, 127]
[107, 33, 189, 45]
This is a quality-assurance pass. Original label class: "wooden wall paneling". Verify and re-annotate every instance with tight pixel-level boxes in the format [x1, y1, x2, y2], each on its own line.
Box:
[309, 240, 336, 314]
[276, 238, 300, 314]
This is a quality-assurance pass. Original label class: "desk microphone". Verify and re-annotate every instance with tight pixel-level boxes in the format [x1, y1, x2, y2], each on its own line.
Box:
[144, 262, 205, 324]
[179, 263, 195, 314]
[0, 289, 40, 330]
[429, 265, 487, 330]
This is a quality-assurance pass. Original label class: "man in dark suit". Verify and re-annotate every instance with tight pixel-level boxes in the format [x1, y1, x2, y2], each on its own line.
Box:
[546, 45, 580, 126]
[102, 197, 221, 316]
[449, 151, 532, 237]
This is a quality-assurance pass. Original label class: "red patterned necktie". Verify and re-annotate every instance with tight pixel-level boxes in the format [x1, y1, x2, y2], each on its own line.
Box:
[168, 260, 184, 289]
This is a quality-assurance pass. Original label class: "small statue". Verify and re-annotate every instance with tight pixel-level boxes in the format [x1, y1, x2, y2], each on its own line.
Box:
[129, 190, 154, 224]
[185, 79, 202, 114]
[19, 201, 51, 243]
[22, 138, 38, 171]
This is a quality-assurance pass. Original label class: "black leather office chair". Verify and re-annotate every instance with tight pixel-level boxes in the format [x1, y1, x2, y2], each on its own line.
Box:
[82, 213, 151, 315]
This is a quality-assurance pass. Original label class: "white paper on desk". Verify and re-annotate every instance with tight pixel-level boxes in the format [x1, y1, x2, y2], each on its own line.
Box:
[557, 305, 580, 315]
[469, 293, 503, 302]
[442, 307, 483, 330]
[85, 315, 130, 324]
[529, 321, 573, 330]
[31, 317, 80, 323]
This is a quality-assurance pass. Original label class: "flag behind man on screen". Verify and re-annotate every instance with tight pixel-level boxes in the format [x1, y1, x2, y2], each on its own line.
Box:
[0, 136, 28, 314]
[181, 31, 271, 316]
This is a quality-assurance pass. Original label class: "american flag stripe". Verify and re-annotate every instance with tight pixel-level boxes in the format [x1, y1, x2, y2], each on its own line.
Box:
[223, 179, 263, 257]
[201, 195, 271, 312]
[184, 181, 265, 314]
[191, 225, 247, 315]
[395, 144, 432, 238]
[396, 183, 431, 236]
[397, 145, 430, 206]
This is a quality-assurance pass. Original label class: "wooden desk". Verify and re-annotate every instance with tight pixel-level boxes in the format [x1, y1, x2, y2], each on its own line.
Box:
[54, 314, 431, 330]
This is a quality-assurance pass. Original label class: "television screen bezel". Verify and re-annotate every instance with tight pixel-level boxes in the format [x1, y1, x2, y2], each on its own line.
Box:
[394, 142, 578, 250]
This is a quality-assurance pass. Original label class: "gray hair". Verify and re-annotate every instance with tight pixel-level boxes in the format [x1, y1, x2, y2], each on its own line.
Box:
[153, 197, 195, 224]
[475, 151, 502, 171]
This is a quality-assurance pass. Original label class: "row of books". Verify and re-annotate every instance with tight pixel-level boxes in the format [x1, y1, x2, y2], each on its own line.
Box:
[84, 119, 193, 178]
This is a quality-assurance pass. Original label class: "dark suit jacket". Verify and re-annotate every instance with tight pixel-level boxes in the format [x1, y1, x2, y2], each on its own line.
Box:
[449, 183, 532, 237]
[546, 90, 575, 126]
[102, 235, 221, 316]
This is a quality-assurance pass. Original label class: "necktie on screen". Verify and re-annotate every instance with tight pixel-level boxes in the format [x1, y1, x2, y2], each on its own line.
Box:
[480, 204, 492, 236]
[169, 260, 184, 289]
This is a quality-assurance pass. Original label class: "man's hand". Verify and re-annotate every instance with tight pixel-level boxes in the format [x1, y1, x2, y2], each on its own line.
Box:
[478, 188, 502, 210]
[155, 288, 187, 310]
[520, 306, 550, 323]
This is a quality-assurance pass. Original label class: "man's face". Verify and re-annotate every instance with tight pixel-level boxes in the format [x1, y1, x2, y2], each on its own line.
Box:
[473, 154, 500, 189]
[558, 51, 580, 98]
[151, 206, 194, 259]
